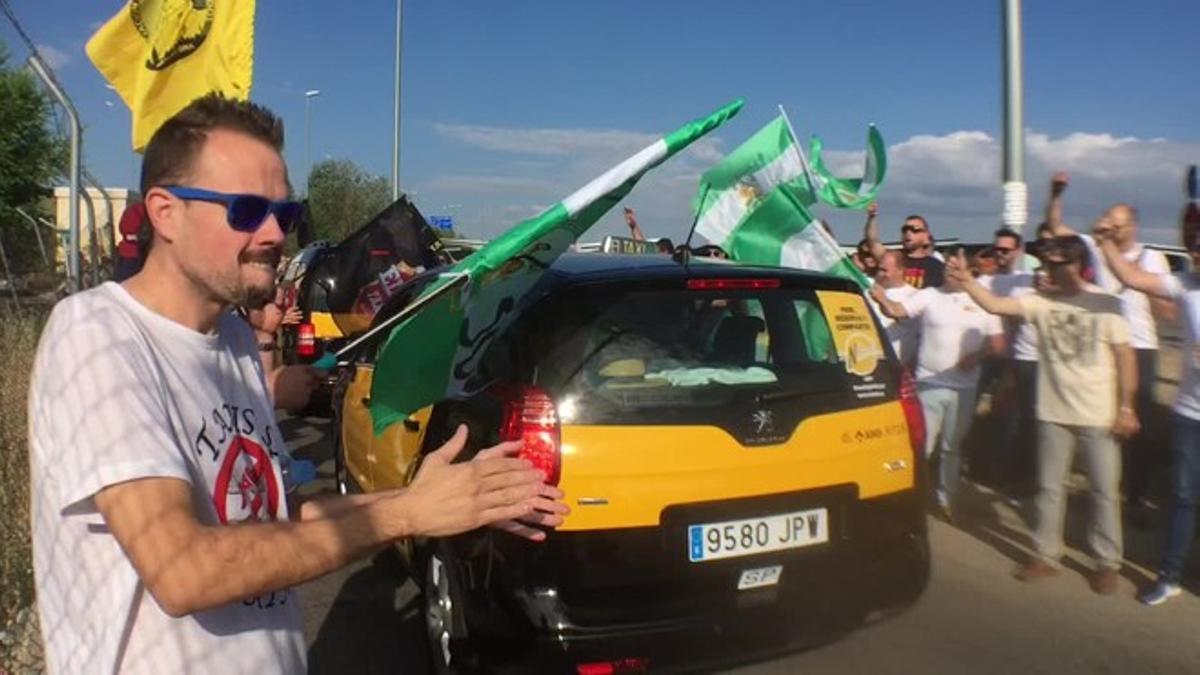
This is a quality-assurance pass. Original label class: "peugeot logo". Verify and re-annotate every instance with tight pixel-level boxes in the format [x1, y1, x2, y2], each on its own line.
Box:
[752, 409, 774, 434]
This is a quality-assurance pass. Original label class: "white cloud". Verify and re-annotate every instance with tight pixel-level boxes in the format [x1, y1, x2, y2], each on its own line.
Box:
[422, 121, 1200, 246]
[35, 44, 72, 70]
[820, 129, 1199, 244]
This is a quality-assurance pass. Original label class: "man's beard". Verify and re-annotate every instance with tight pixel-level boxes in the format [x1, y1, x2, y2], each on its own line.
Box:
[185, 249, 281, 309]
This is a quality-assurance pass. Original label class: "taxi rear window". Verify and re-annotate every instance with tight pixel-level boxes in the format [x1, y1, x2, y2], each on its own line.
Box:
[509, 284, 890, 423]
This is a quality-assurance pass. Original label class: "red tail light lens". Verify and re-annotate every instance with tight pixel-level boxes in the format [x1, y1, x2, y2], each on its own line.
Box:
[499, 385, 561, 486]
[687, 278, 781, 290]
[297, 322, 316, 358]
[577, 658, 649, 675]
[898, 369, 926, 455]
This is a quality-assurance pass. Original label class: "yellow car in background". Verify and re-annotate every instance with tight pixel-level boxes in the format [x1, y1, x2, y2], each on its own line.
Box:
[338, 253, 929, 674]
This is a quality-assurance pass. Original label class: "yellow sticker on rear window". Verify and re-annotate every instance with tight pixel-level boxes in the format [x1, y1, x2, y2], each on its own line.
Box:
[815, 290, 885, 377]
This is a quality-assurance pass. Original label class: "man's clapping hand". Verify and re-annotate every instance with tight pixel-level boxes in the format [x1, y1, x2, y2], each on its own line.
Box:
[401, 426, 569, 541]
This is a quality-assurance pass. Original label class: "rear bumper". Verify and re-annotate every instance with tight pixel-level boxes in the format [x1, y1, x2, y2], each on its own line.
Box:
[470, 488, 929, 673]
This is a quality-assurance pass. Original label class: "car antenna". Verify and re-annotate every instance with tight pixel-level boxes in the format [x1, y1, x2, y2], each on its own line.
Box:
[678, 183, 711, 269]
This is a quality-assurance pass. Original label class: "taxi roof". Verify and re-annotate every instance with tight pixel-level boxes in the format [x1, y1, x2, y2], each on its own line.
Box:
[545, 252, 863, 293]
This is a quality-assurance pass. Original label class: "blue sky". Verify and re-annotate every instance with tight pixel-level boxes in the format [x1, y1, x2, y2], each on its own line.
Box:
[3, 0, 1198, 245]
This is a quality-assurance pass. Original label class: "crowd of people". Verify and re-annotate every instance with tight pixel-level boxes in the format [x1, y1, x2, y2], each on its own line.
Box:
[859, 173, 1199, 604]
[22, 92, 1200, 674]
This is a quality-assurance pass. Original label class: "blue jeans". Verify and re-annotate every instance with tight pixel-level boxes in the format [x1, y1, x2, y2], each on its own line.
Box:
[1159, 412, 1200, 583]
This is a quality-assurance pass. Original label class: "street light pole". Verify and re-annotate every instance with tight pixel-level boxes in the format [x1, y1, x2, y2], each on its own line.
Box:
[392, 0, 403, 200]
[1001, 0, 1027, 231]
[305, 89, 321, 193]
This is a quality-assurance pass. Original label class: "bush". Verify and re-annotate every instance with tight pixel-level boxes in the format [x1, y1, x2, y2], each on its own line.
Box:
[0, 306, 46, 634]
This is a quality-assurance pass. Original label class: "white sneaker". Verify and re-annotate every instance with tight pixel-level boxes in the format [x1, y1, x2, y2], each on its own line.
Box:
[1139, 582, 1182, 606]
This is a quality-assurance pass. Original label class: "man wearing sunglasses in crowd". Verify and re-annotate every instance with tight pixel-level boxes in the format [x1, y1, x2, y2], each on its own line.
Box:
[1041, 172, 1173, 529]
[949, 235, 1138, 596]
[862, 201, 946, 289]
[27, 94, 568, 674]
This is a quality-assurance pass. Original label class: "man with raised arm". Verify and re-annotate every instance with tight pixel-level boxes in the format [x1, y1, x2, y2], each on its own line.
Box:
[1094, 218, 1200, 605]
[863, 201, 945, 289]
[1044, 173, 1173, 523]
[28, 95, 568, 674]
[870, 257, 1006, 522]
[946, 238, 1137, 595]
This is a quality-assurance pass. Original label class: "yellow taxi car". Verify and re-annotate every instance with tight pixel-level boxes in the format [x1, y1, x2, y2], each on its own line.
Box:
[338, 253, 929, 673]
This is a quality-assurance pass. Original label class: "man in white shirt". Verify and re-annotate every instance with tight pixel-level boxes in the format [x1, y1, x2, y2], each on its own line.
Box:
[28, 94, 568, 674]
[871, 259, 1006, 522]
[1044, 172, 1173, 521]
[1095, 221, 1200, 605]
[979, 228, 1041, 497]
[871, 250, 918, 367]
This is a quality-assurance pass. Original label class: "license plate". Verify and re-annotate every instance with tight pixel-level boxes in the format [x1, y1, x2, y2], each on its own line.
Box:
[738, 565, 783, 590]
[687, 508, 829, 562]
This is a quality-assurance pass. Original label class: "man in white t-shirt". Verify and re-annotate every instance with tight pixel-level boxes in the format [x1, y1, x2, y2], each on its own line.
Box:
[871, 261, 1006, 521]
[870, 250, 918, 367]
[979, 228, 1041, 497]
[1095, 222, 1200, 605]
[1044, 173, 1174, 518]
[28, 95, 568, 674]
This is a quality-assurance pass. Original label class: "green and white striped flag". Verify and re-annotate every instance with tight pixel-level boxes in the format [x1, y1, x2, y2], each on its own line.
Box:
[693, 116, 869, 289]
[367, 99, 744, 433]
[692, 116, 815, 246]
[723, 185, 870, 288]
[810, 125, 887, 209]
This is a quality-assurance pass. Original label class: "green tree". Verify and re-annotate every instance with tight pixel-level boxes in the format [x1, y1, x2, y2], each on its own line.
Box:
[305, 158, 392, 243]
[0, 41, 66, 274]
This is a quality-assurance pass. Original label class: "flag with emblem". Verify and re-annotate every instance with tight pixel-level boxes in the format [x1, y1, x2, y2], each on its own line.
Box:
[693, 116, 870, 289]
[722, 185, 870, 288]
[692, 116, 814, 247]
[366, 99, 745, 434]
[86, 0, 256, 151]
[809, 125, 887, 209]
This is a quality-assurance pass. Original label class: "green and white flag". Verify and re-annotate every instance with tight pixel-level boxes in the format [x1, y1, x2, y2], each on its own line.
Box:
[723, 185, 870, 288]
[810, 125, 887, 209]
[693, 116, 870, 289]
[692, 116, 815, 247]
[367, 99, 744, 433]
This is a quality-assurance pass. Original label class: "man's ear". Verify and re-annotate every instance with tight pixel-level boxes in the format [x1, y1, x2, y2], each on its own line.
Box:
[142, 187, 182, 244]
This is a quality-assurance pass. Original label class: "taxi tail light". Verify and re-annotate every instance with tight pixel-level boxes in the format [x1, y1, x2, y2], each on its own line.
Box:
[499, 385, 561, 486]
[297, 322, 317, 358]
[898, 369, 926, 454]
[577, 658, 649, 675]
[687, 278, 781, 290]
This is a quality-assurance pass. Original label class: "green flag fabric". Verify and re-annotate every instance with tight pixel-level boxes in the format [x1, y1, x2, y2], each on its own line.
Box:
[809, 125, 887, 209]
[724, 185, 870, 288]
[693, 116, 814, 247]
[693, 116, 874, 290]
[367, 99, 745, 434]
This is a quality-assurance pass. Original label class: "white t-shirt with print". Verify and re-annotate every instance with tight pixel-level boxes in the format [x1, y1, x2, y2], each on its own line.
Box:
[980, 272, 1039, 362]
[1162, 273, 1200, 421]
[900, 288, 1005, 390]
[29, 283, 305, 675]
[1082, 235, 1169, 349]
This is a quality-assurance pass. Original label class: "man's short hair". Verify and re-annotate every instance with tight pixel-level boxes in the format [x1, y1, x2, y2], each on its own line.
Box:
[994, 227, 1023, 246]
[1034, 222, 1054, 238]
[903, 215, 928, 228]
[1044, 235, 1089, 265]
[140, 93, 286, 195]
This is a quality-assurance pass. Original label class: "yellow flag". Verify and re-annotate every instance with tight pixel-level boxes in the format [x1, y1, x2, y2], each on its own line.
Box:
[86, 0, 256, 151]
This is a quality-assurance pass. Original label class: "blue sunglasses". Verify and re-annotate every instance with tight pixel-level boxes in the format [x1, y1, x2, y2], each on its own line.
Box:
[162, 186, 302, 234]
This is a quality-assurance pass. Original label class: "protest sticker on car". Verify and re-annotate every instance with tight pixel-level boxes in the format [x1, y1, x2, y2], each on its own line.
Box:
[815, 290, 885, 378]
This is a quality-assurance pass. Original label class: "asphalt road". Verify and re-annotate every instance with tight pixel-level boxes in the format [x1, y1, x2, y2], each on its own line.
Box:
[285, 406, 1200, 674]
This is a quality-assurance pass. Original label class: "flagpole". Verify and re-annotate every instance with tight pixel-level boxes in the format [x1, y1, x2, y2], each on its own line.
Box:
[777, 104, 817, 191]
[681, 183, 711, 264]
